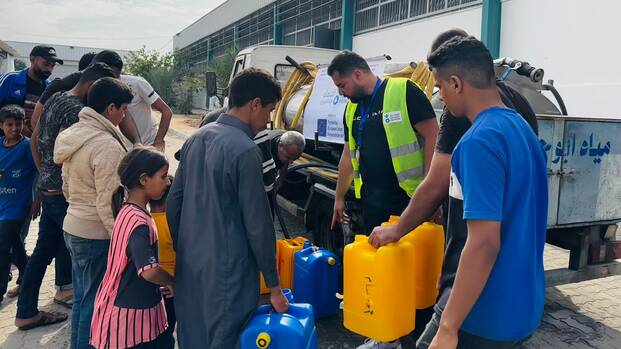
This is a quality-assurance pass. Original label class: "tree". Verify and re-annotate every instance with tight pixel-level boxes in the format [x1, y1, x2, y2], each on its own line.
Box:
[207, 49, 237, 89]
[14, 59, 26, 70]
[124, 47, 203, 114]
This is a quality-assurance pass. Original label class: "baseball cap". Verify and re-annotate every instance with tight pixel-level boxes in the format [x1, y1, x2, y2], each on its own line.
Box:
[29, 45, 64, 65]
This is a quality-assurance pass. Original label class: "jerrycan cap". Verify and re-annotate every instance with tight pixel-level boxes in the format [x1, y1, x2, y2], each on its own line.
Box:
[282, 288, 294, 303]
[256, 332, 271, 348]
[327, 257, 336, 266]
[354, 235, 367, 242]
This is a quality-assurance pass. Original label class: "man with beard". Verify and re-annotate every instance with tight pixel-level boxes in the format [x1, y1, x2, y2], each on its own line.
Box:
[328, 51, 438, 349]
[0, 45, 62, 136]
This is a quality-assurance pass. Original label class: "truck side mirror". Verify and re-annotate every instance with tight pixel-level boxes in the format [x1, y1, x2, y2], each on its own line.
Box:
[206, 72, 217, 97]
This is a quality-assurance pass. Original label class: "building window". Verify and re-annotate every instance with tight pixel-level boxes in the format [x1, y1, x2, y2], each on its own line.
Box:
[182, 0, 343, 66]
[355, 0, 482, 34]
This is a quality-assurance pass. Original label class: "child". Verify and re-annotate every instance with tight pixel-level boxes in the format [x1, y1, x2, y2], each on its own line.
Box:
[90, 147, 173, 349]
[149, 175, 176, 349]
[0, 105, 36, 304]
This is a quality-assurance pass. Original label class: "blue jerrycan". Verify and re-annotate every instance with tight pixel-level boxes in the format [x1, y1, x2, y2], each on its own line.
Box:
[240, 289, 319, 349]
[294, 242, 340, 319]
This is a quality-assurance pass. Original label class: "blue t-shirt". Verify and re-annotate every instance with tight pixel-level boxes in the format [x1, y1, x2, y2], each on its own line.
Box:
[450, 107, 547, 341]
[0, 137, 37, 220]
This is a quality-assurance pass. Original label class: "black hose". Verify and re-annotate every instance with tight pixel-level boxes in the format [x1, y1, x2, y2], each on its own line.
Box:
[273, 161, 339, 240]
[287, 162, 339, 173]
[273, 188, 291, 239]
[543, 83, 568, 115]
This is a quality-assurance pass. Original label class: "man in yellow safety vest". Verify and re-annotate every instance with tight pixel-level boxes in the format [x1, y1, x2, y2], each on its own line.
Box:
[329, 50, 438, 349]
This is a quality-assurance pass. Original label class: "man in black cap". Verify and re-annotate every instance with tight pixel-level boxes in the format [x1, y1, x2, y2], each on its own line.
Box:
[0, 45, 63, 136]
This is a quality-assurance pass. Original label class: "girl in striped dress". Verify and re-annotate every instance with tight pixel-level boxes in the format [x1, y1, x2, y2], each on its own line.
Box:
[90, 147, 173, 349]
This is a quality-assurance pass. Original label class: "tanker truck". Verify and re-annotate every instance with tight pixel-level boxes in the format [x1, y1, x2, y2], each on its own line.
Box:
[205, 45, 621, 281]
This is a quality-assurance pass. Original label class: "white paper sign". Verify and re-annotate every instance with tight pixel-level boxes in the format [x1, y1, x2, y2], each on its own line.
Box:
[303, 59, 387, 144]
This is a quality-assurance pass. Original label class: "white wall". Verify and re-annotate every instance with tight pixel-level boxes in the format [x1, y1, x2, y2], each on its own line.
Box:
[501, 0, 621, 118]
[352, 5, 482, 63]
[0, 54, 15, 74]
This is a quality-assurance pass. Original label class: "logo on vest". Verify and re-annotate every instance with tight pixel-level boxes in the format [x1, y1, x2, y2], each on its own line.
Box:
[383, 111, 402, 124]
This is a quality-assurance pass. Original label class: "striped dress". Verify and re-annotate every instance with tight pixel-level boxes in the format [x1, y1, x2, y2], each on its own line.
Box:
[90, 204, 168, 349]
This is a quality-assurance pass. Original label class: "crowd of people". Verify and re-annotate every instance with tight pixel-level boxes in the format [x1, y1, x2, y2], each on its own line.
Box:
[0, 28, 547, 349]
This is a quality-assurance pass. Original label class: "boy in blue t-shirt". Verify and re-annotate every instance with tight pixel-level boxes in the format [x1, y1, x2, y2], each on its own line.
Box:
[0, 105, 37, 303]
[421, 37, 547, 348]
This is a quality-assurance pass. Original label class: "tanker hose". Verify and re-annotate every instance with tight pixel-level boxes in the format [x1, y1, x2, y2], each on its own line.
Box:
[384, 61, 436, 100]
[273, 61, 318, 130]
[273, 188, 291, 239]
[274, 161, 339, 240]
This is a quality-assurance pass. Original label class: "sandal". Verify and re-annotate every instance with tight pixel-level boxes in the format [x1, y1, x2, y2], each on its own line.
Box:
[53, 294, 73, 309]
[6, 285, 20, 298]
[18, 311, 68, 331]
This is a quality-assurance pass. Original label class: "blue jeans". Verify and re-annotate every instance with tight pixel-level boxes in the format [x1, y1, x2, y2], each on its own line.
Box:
[16, 194, 72, 319]
[64, 233, 109, 349]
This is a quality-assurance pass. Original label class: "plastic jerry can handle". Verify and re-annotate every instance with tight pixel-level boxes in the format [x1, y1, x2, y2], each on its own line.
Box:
[256, 332, 271, 348]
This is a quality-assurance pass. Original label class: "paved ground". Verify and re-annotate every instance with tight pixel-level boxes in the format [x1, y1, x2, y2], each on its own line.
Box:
[1, 116, 620, 348]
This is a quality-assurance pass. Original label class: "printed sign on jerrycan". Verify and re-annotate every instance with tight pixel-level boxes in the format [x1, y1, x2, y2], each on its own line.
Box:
[240, 289, 319, 349]
[294, 241, 340, 319]
[343, 234, 417, 342]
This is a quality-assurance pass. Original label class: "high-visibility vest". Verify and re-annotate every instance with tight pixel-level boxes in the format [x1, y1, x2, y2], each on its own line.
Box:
[345, 78, 424, 199]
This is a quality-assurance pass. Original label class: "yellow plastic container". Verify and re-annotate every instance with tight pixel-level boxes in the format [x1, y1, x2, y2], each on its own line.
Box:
[343, 234, 417, 342]
[260, 237, 308, 294]
[401, 222, 445, 309]
[383, 216, 445, 309]
[277, 237, 307, 289]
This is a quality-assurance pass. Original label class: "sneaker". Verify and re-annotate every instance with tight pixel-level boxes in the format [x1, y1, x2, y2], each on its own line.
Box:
[356, 338, 402, 349]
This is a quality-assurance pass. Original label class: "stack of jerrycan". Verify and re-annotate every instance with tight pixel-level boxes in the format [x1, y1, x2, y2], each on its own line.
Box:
[241, 289, 319, 349]
[260, 237, 308, 294]
[294, 241, 340, 319]
[388, 216, 445, 309]
[343, 217, 444, 341]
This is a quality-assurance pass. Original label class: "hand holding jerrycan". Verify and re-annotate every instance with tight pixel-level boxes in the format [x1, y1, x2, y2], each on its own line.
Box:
[241, 289, 319, 349]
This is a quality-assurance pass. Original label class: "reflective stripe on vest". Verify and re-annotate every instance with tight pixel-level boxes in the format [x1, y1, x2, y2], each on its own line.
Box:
[345, 77, 424, 199]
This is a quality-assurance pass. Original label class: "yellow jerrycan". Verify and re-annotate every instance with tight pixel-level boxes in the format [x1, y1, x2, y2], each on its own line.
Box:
[399, 220, 445, 309]
[382, 216, 445, 308]
[343, 234, 417, 342]
[260, 237, 308, 294]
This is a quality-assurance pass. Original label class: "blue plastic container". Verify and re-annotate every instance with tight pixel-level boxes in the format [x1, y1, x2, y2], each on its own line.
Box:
[294, 242, 340, 319]
[240, 302, 318, 349]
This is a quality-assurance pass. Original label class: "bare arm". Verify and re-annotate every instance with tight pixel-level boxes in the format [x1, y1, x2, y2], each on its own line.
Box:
[331, 145, 354, 229]
[30, 120, 42, 169]
[119, 114, 141, 145]
[141, 266, 174, 286]
[31, 101, 44, 130]
[151, 97, 173, 148]
[414, 117, 439, 175]
[368, 152, 450, 247]
[431, 220, 501, 348]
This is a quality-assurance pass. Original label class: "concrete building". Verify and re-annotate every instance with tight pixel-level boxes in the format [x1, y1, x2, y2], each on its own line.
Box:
[174, 0, 621, 118]
[0, 40, 19, 74]
[5, 41, 128, 79]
